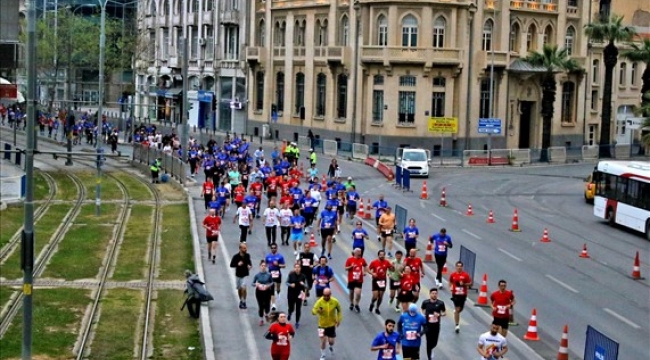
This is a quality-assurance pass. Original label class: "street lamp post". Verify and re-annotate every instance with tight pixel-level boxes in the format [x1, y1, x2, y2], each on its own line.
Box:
[95, 0, 108, 216]
[487, 3, 497, 165]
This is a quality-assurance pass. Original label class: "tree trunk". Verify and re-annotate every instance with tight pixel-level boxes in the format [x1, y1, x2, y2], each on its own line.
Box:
[641, 64, 650, 116]
[599, 42, 618, 158]
[539, 74, 556, 162]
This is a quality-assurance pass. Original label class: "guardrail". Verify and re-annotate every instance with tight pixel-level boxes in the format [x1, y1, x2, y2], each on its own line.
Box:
[131, 144, 187, 184]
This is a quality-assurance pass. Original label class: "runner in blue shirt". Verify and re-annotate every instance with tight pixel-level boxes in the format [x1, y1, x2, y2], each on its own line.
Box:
[398, 304, 427, 360]
[312, 256, 334, 298]
[265, 244, 286, 310]
[370, 319, 401, 360]
[244, 189, 259, 217]
[290, 208, 306, 255]
[345, 186, 360, 221]
[216, 182, 230, 216]
[300, 192, 317, 233]
[289, 185, 303, 211]
[351, 222, 369, 257]
[372, 194, 389, 241]
[317, 203, 338, 259]
[403, 218, 420, 254]
[429, 228, 452, 289]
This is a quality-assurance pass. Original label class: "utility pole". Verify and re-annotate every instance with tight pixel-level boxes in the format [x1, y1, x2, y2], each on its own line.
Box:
[22, 0, 37, 358]
[181, 37, 189, 165]
[95, 0, 107, 216]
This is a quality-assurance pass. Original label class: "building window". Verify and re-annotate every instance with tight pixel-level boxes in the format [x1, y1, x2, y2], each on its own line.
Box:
[599, 0, 611, 19]
[482, 19, 493, 51]
[565, 26, 575, 55]
[163, 0, 170, 16]
[190, 26, 199, 59]
[258, 20, 265, 46]
[150, 1, 156, 15]
[479, 79, 491, 118]
[619, 62, 626, 86]
[431, 92, 445, 117]
[204, 0, 213, 12]
[543, 25, 553, 46]
[340, 16, 349, 46]
[561, 81, 575, 123]
[162, 28, 169, 58]
[568, 0, 578, 6]
[374, 75, 384, 85]
[174, 26, 181, 56]
[148, 31, 155, 58]
[224, 25, 239, 59]
[398, 91, 416, 124]
[526, 24, 537, 52]
[631, 62, 637, 86]
[294, 20, 306, 46]
[316, 19, 328, 46]
[315, 73, 327, 117]
[432, 77, 446, 87]
[276, 72, 284, 112]
[399, 75, 416, 87]
[377, 15, 388, 46]
[295, 72, 305, 114]
[274, 22, 286, 47]
[191, 0, 199, 12]
[592, 59, 599, 84]
[588, 124, 596, 146]
[337, 74, 348, 119]
[175, 0, 181, 14]
[401, 15, 418, 47]
[510, 23, 520, 52]
[204, 25, 214, 59]
[255, 71, 264, 111]
[372, 90, 384, 123]
[591, 89, 598, 110]
[433, 16, 445, 48]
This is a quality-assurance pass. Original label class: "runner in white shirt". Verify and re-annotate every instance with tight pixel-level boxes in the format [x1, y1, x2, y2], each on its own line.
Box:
[278, 202, 293, 246]
[309, 187, 322, 233]
[233, 203, 253, 243]
[223, 181, 233, 213]
[263, 200, 281, 247]
[477, 321, 508, 360]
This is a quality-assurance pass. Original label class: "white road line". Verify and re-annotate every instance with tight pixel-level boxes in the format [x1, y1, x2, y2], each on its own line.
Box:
[545, 274, 579, 293]
[420, 202, 425, 209]
[462, 229, 481, 240]
[431, 212, 446, 222]
[498, 248, 522, 262]
[603, 308, 642, 329]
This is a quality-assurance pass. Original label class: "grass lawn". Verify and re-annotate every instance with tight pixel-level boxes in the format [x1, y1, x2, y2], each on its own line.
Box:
[111, 172, 154, 201]
[0, 204, 25, 250]
[0, 288, 89, 360]
[1, 204, 73, 280]
[151, 290, 203, 360]
[53, 172, 80, 201]
[112, 205, 154, 281]
[156, 182, 186, 201]
[90, 289, 143, 360]
[158, 205, 193, 280]
[33, 171, 51, 200]
[0, 286, 15, 307]
[76, 171, 123, 201]
[41, 204, 121, 280]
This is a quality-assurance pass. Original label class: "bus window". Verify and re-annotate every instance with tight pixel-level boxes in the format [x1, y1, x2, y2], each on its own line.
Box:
[615, 177, 627, 202]
[639, 182, 650, 211]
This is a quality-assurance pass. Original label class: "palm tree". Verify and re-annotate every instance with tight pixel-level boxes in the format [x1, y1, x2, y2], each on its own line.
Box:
[637, 92, 650, 148]
[523, 45, 580, 162]
[622, 39, 650, 115]
[584, 15, 636, 158]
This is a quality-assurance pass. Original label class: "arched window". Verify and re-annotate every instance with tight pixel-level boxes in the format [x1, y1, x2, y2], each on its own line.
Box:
[316, 19, 328, 46]
[337, 74, 348, 118]
[191, 0, 200, 13]
[561, 82, 575, 123]
[543, 25, 553, 45]
[482, 19, 493, 51]
[163, 0, 170, 16]
[295, 73, 305, 114]
[631, 62, 638, 86]
[340, 16, 349, 46]
[276, 72, 284, 112]
[565, 26, 575, 55]
[274, 21, 285, 46]
[510, 23, 520, 52]
[619, 62, 627, 86]
[258, 19, 265, 46]
[175, 0, 181, 14]
[255, 71, 264, 111]
[377, 15, 388, 46]
[149, 0, 156, 15]
[433, 16, 445, 48]
[315, 73, 327, 117]
[204, 0, 213, 12]
[526, 24, 537, 52]
[480, 79, 491, 118]
[401, 15, 418, 47]
[592, 59, 599, 84]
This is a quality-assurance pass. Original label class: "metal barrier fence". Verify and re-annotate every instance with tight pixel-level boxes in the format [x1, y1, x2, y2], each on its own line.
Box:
[323, 139, 338, 156]
[2, 142, 24, 168]
[352, 143, 369, 160]
[0, 175, 25, 202]
[394, 204, 407, 240]
[584, 325, 619, 360]
[131, 144, 187, 184]
[393, 166, 412, 192]
[459, 245, 477, 291]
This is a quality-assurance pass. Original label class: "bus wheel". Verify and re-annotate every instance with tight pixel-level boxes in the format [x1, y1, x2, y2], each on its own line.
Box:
[606, 208, 616, 226]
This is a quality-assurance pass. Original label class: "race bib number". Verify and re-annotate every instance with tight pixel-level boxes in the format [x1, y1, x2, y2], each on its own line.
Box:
[393, 281, 400, 287]
[277, 334, 288, 346]
[318, 328, 325, 338]
[211, 229, 219, 236]
[256, 283, 268, 291]
[281, 218, 291, 227]
[382, 348, 394, 359]
[205, 189, 212, 194]
[266, 217, 275, 226]
[324, 222, 331, 229]
[428, 313, 439, 323]
[271, 270, 280, 279]
[497, 305, 508, 315]
[376, 280, 386, 288]
[352, 271, 361, 281]
[383, 230, 392, 235]
[405, 330, 417, 340]
[318, 276, 328, 286]
[437, 244, 446, 252]
[302, 259, 311, 266]
[454, 287, 465, 295]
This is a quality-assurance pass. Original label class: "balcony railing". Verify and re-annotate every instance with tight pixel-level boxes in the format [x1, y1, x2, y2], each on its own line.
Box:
[245, 46, 267, 63]
[293, 47, 306, 58]
[273, 47, 286, 59]
[567, 5, 579, 17]
[360, 46, 463, 65]
[314, 46, 348, 64]
[479, 50, 509, 69]
[221, 10, 239, 25]
[510, 0, 558, 13]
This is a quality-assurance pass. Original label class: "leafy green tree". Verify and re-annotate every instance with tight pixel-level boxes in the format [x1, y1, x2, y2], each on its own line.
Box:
[636, 92, 650, 148]
[622, 39, 650, 115]
[584, 14, 636, 158]
[523, 44, 581, 162]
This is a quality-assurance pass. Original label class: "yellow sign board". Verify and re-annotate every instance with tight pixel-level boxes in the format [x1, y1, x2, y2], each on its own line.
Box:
[428, 117, 458, 134]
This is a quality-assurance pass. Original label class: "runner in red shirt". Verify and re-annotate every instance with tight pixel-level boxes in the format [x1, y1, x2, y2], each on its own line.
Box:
[448, 260, 472, 333]
[201, 177, 215, 211]
[266, 174, 279, 200]
[344, 248, 368, 313]
[490, 279, 516, 337]
[265, 312, 295, 360]
[402, 248, 425, 303]
[202, 208, 222, 264]
[368, 249, 394, 315]
[280, 176, 291, 196]
[397, 265, 418, 312]
[279, 193, 293, 208]
[233, 183, 246, 208]
[250, 177, 264, 208]
[289, 166, 302, 180]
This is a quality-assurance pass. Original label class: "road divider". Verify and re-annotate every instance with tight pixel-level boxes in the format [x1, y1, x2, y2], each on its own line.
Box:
[545, 274, 579, 293]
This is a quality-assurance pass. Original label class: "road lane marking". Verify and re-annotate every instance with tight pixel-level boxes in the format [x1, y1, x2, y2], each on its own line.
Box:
[498, 248, 522, 262]
[420, 202, 425, 208]
[603, 308, 641, 329]
[545, 274, 579, 293]
[431, 213, 446, 222]
[462, 229, 481, 240]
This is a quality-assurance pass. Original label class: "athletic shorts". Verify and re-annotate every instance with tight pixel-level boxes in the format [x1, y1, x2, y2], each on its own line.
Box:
[236, 277, 247, 289]
[315, 287, 328, 298]
[402, 346, 420, 360]
[290, 232, 304, 242]
[206, 236, 219, 243]
[451, 295, 468, 310]
[381, 230, 394, 238]
[493, 317, 509, 330]
[375, 217, 381, 227]
[346, 204, 357, 214]
[347, 281, 363, 290]
[389, 279, 401, 290]
[397, 289, 414, 303]
[321, 228, 335, 238]
[270, 272, 282, 284]
[371, 278, 388, 292]
[337, 206, 344, 216]
[318, 326, 336, 338]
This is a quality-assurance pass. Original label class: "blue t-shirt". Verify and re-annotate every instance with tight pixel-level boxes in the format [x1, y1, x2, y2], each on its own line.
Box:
[208, 200, 221, 211]
[301, 198, 316, 213]
[319, 210, 338, 230]
[430, 233, 452, 255]
[312, 265, 334, 289]
[216, 186, 229, 201]
[325, 189, 337, 200]
[244, 195, 258, 207]
[371, 331, 401, 360]
[373, 200, 388, 218]
[403, 226, 419, 244]
[346, 191, 360, 207]
[290, 215, 306, 234]
[290, 188, 303, 202]
[351, 228, 368, 249]
[265, 253, 285, 272]
[398, 312, 427, 347]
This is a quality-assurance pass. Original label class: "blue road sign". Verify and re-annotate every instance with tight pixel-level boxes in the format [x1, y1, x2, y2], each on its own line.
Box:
[478, 118, 502, 134]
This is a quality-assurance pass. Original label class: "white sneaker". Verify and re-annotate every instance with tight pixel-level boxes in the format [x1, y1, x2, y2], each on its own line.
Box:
[320, 355, 326, 360]
[293, 251, 298, 255]
[271, 304, 277, 311]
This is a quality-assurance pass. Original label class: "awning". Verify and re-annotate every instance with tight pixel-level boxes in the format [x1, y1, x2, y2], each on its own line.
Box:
[0, 77, 25, 103]
[508, 59, 550, 73]
[163, 87, 183, 99]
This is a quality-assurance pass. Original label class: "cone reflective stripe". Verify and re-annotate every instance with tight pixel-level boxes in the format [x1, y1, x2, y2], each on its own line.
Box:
[486, 210, 495, 223]
[540, 228, 551, 243]
[509, 208, 521, 232]
[557, 325, 569, 360]
[466, 203, 474, 216]
[364, 199, 372, 219]
[475, 273, 490, 307]
[442, 262, 448, 275]
[424, 243, 434, 263]
[579, 243, 590, 258]
[420, 181, 429, 200]
[632, 251, 642, 279]
[309, 232, 317, 247]
[439, 187, 447, 207]
[523, 308, 540, 341]
[321, 174, 326, 190]
[357, 199, 366, 218]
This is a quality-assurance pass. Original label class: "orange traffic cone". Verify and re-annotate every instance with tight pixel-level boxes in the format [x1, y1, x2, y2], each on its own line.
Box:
[365, 199, 372, 219]
[632, 251, 643, 279]
[509, 208, 521, 232]
[439, 187, 447, 207]
[441, 262, 448, 275]
[321, 174, 326, 189]
[309, 232, 318, 248]
[557, 325, 569, 360]
[357, 199, 365, 218]
[466, 203, 474, 216]
[523, 308, 540, 341]
[420, 181, 429, 200]
[540, 228, 551, 243]
[424, 243, 434, 263]
[579, 243, 590, 258]
[486, 210, 495, 224]
[475, 273, 490, 307]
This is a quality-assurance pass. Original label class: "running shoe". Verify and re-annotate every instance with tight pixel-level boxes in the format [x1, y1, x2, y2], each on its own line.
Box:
[369, 303, 374, 312]
[303, 300, 308, 306]
[354, 305, 360, 313]
[259, 319, 264, 326]
[349, 304, 354, 311]
[328, 253, 332, 260]
[455, 325, 460, 333]
[375, 308, 381, 315]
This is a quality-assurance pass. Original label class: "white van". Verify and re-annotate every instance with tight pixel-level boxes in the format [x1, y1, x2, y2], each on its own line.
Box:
[396, 148, 431, 178]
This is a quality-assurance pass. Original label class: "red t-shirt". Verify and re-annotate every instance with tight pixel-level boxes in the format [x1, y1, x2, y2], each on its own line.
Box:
[266, 178, 278, 193]
[400, 273, 416, 293]
[202, 182, 215, 196]
[449, 271, 472, 296]
[250, 182, 263, 198]
[234, 185, 246, 202]
[281, 182, 291, 196]
[345, 257, 367, 283]
[280, 194, 293, 206]
[368, 259, 392, 280]
[403, 256, 423, 281]
[268, 322, 295, 355]
[203, 215, 222, 238]
[490, 290, 514, 318]
[289, 168, 302, 179]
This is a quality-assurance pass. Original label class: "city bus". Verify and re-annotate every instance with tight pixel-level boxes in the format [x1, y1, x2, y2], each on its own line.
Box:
[592, 161, 650, 240]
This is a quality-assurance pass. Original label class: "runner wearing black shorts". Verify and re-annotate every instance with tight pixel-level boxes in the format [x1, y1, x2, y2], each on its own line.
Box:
[347, 281, 363, 291]
[451, 295, 467, 311]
